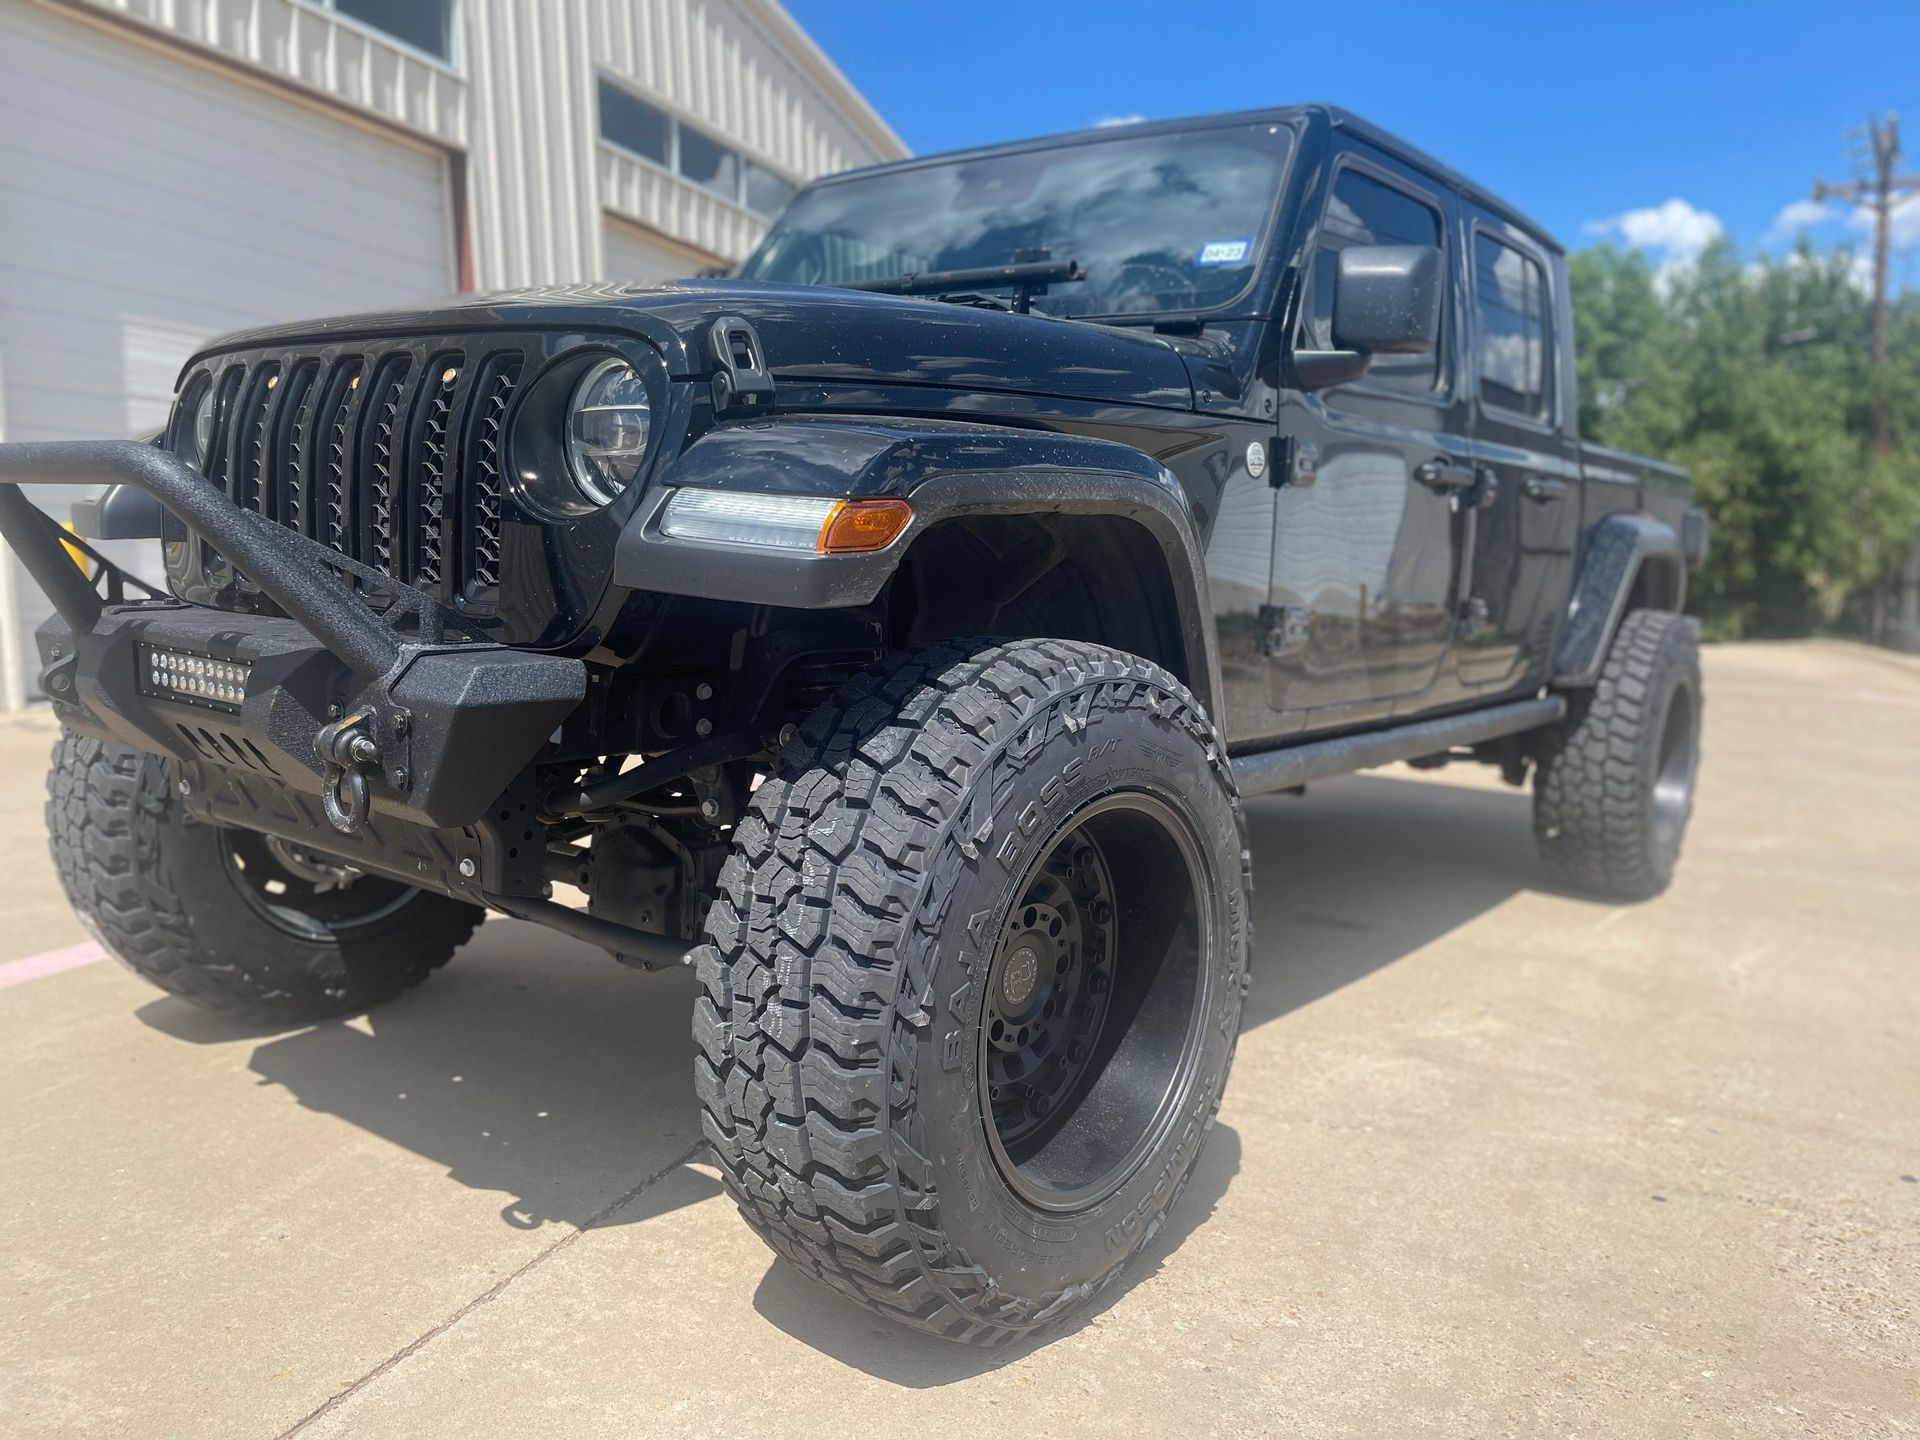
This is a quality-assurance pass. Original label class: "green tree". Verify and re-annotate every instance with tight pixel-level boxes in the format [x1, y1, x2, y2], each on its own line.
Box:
[1571, 238, 1920, 639]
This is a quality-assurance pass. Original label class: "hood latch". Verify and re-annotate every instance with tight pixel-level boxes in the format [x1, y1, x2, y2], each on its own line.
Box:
[708, 316, 774, 416]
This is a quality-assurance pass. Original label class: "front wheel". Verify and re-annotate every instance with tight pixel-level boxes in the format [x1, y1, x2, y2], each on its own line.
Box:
[48, 733, 482, 1024]
[693, 639, 1250, 1344]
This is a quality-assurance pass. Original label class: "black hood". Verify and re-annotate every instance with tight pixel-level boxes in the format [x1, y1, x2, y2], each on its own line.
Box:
[193, 279, 1197, 413]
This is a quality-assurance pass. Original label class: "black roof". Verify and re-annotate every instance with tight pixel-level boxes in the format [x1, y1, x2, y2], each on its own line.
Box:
[813, 103, 1564, 259]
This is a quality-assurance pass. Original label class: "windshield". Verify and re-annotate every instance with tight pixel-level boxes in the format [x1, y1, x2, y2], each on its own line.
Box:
[738, 122, 1294, 319]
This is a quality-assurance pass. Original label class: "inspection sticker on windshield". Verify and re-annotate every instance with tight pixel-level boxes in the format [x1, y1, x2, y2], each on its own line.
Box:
[1196, 238, 1252, 267]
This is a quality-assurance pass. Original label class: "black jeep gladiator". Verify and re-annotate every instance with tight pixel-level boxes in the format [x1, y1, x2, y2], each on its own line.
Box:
[0, 105, 1705, 1345]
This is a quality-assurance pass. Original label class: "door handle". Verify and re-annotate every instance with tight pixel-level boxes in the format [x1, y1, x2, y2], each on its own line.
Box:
[1415, 458, 1479, 492]
[1522, 476, 1569, 503]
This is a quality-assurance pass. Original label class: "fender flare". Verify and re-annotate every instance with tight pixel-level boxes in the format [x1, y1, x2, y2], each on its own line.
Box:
[1554, 512, 1687, 687]
[614, 416, 1224, 718]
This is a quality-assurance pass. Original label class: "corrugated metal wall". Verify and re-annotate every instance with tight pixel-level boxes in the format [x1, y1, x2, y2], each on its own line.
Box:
[56, 0, 908, 290]
[464, 0, 904, 289]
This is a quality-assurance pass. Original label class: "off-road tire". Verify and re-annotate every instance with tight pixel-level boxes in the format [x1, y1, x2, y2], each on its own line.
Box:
[693, 639, 1251, 1345]
[48, 733, 482, 1023]
[1534, 609, 1702, 900]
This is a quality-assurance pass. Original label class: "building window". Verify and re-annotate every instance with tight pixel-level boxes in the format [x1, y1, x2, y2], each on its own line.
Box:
[597, 77, 797, 219]
[678, 127, 739, 200]
[313, 0, 457, 63]
[599, 84, 672, 168]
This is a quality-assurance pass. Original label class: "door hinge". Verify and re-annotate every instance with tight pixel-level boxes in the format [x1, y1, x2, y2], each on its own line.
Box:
[1270, 436, 1318, 488]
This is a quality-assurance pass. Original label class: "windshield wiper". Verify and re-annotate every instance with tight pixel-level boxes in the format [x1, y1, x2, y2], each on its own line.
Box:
[843, 258, 1087, 315]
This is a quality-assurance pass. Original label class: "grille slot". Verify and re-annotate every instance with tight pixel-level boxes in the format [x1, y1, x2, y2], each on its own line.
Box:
[362, 356, 413, 577]
[462, 357, 521, 596]
[410, 358, 462, 587]
[173, 336, 544, 612]
[234, 364, 279, 513]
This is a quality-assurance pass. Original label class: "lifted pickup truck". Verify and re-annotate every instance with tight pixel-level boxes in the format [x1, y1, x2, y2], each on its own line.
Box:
[0, 104, 1705, 1345]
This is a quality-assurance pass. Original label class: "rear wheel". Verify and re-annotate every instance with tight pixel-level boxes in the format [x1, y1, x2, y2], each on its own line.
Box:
[1534, 608, 1703, 899]
[48, 733, 482, 1023]
[693, 639, 1250, 1344]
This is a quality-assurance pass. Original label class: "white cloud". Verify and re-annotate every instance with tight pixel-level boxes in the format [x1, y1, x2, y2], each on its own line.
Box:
[1584, 198, 1725, 293]
[1093, 114, 1145, 128]
[1846, 192, 1920, 249]
[1586, 197, 1724, 263]
[1764, 197, 1836, 245]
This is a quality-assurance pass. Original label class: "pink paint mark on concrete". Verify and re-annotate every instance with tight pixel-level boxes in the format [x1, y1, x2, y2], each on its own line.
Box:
[0, 940, 109, 992]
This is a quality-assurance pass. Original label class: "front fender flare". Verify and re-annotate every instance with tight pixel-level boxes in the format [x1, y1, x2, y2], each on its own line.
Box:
[615, 416, 1223, 718]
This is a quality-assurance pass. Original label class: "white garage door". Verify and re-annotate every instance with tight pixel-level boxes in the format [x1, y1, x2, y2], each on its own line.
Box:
[0, 1, 454, 698]
[604, 219, 716, 286]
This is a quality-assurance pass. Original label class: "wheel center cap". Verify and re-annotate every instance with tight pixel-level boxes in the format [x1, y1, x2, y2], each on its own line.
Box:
[1001, 944, 1040, 1009]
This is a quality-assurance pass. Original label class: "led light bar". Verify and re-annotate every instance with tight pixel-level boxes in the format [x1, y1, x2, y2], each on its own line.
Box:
[140, 645, 251, 714]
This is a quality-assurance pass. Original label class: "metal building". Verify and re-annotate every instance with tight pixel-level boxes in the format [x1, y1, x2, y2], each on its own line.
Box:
[0, 0, 905, 703]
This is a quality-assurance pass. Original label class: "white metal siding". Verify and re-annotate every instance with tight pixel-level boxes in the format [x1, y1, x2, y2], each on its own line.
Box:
[603, 219, 712, 285]
[0, 0, 454, 689]
[465, 0, 906, 287]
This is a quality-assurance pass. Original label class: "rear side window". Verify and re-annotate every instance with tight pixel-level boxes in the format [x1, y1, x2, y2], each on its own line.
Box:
[1302, 167, 1445, 393]
[1474, 234, 1553, 418]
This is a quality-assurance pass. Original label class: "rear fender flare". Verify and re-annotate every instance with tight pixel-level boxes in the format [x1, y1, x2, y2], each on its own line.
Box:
[615, 417, 1223, 718]
[1554, 512, 1686, 687]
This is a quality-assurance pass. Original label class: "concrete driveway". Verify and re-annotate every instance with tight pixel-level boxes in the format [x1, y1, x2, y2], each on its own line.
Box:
[1, 641, 1915, 1438]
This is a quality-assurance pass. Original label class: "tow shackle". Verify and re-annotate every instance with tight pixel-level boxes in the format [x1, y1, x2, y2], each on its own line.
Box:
[315, 712, 381, 834]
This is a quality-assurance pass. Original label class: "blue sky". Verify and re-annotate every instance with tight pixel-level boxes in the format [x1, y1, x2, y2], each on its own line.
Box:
[788, 0, 1920, 284]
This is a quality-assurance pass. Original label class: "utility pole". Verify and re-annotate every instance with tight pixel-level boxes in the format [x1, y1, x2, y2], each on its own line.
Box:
[1813, 113, 1920, 645]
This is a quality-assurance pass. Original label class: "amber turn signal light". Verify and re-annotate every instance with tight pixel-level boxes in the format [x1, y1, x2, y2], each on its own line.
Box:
[819, 498, 912, 553]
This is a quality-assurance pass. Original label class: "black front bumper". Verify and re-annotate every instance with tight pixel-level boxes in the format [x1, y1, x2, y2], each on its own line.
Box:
[0, 439, 583, 868]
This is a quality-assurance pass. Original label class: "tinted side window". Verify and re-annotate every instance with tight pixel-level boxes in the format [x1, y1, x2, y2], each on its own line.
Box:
[1474, 234, 1552, 417]
[1303, 167, 1444, 392]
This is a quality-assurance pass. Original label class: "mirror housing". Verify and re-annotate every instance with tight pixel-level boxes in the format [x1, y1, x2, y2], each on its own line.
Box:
[1332, 243, 1443, 354]
[1291, 243, 1444, 392]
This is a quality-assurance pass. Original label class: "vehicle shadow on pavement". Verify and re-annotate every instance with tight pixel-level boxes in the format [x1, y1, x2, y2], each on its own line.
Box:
[136, 928, 719, 1233]
[129, 770, 1544, 1378]
[1239, 772, 1543, 1030]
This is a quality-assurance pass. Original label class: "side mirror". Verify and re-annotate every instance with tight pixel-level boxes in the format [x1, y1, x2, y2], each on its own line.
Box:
[1333, 244, 1443, 354]
[1292, 243, 1443, 391]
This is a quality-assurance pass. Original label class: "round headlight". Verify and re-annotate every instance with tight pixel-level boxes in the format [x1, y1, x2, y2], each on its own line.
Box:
[177, 383, 217, 470]
[566, 359, 651, 507]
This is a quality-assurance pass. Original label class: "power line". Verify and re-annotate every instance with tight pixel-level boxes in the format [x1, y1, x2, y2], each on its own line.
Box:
[1813, 112, 1920, 642]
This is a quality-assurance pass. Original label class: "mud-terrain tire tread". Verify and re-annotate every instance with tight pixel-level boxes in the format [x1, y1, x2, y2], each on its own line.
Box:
[692, 638, 1249, 1344]
[48, 733, 480, 1023]
[1533, 608, 1700, 900]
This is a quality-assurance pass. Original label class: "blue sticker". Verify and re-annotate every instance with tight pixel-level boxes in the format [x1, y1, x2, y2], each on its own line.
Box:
[1196, 238, 1252, 267]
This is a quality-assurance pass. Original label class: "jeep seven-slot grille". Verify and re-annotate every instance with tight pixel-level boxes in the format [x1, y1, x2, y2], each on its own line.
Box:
[188, 339, 530, 607]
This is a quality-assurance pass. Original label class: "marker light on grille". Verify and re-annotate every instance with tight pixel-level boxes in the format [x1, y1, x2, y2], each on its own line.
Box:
[141, 646, 250, 712]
